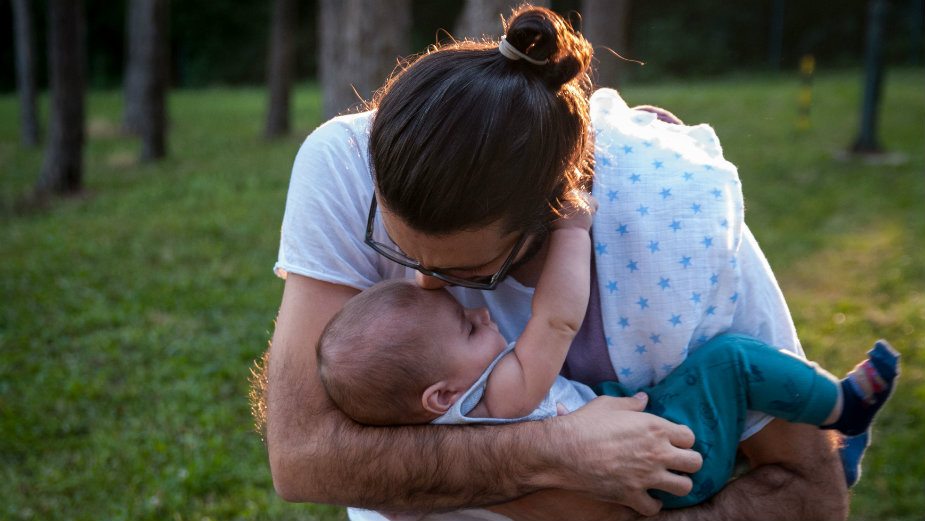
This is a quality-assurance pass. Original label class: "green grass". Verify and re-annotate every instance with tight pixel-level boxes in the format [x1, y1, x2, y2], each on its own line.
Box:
[1, 69, 923, 520]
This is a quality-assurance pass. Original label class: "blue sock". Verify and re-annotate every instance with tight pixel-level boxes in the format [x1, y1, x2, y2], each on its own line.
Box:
[824, 340, 900, 437]
[839, 431, 870, 487]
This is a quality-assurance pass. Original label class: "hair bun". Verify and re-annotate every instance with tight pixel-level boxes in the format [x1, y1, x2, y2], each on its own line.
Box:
[503, 6, 593, 89]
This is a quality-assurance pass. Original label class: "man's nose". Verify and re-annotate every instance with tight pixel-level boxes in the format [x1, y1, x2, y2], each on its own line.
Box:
[415, 271, 450, 289]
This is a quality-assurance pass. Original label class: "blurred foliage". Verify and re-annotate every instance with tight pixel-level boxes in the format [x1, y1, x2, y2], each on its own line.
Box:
[1, 0, 923, 90]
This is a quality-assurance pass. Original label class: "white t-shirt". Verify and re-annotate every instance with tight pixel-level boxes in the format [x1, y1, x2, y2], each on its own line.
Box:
[275, 90, 803, 521]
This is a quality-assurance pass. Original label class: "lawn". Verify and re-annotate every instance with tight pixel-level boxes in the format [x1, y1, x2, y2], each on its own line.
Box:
[1, 69, 923, 520]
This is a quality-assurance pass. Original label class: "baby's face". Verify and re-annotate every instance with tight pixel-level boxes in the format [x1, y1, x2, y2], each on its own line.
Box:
[424, 290, 509, 389]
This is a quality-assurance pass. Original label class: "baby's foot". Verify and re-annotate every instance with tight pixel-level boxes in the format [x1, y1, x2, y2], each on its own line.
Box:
[825, 340, 900, 437]
[839, 431, 870, 487]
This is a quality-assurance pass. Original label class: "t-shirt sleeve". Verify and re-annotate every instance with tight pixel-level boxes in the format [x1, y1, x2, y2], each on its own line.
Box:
[732, 224, 804, 439]
[274, 115, 381, 290]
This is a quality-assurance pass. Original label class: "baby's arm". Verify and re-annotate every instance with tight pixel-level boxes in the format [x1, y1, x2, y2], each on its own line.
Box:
[482, 196, 595, 418]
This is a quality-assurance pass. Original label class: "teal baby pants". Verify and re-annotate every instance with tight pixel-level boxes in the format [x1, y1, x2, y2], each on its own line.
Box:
[594, 334, 839, 509]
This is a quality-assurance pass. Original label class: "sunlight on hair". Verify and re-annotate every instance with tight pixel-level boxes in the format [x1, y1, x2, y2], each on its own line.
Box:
[248, 347, 270, 442]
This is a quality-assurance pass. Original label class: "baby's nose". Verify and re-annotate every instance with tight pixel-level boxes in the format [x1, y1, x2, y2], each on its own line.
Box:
[473, 307, 491, 324]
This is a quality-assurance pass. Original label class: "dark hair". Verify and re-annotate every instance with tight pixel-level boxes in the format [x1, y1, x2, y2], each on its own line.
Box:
[317, 280, 447, 425]
[369, 5, 594, 236]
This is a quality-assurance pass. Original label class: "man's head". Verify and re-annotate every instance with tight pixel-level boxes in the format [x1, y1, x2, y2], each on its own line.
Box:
[366, 6, 594, 290]
[317, 280, 508, 425]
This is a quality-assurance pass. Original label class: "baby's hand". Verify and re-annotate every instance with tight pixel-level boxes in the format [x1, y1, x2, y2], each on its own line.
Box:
[552, 191, 597, 232]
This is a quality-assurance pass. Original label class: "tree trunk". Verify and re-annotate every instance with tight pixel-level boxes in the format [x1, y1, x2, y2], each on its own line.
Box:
[136, 0, 169, 161]
[320, 0, 411, 119]
[851, 0, 888, 153]
[265, 0, 297, 138]
[11, 0, 40, 147]
[319, 0, 345, 119]
[582, 0, 632, 88]
[123, 0, 145, 134]
[454, 0, 549, 40]
[36, 0, 86, 197]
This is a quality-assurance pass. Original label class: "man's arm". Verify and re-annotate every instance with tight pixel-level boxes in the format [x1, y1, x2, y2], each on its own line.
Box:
[266, 274, 701, 515]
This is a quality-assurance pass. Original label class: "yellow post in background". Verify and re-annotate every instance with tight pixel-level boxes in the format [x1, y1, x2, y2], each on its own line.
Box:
[797, 54, 815, 131]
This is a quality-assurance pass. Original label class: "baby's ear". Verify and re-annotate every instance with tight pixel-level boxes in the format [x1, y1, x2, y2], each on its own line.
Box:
[422, 381, 461, 415]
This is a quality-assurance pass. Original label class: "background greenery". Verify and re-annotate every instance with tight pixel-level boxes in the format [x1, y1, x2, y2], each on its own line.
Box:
[1, 69, 923, 520]
[1, 0, 923, 89]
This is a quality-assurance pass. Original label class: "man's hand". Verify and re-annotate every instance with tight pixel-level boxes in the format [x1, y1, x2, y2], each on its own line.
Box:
[537, 394, 702, 516]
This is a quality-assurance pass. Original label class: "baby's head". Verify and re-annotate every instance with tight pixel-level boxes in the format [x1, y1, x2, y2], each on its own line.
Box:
[317, 280, 508, 425]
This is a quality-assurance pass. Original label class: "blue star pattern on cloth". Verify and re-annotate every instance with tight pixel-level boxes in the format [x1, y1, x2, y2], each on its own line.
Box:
[589, 89, 745, 390]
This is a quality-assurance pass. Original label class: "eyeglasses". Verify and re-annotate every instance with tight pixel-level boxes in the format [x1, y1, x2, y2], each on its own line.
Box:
[364, 195, 527, 290]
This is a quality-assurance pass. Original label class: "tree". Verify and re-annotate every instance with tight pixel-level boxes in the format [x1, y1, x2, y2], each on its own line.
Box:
[454, 0, 549, 40]
[319, 0, 345, 119]
[123, 0, 169, 163]
[35, 0, 86, 197]
[265, 0, 297, 138]
[123, 0, 144, 134]
[582, 0, 632, 88]
[851, 0, 889, 154]
[319, 0, 411, 119]
[123, 0, 169, 161]
[11, 0, 40, 147]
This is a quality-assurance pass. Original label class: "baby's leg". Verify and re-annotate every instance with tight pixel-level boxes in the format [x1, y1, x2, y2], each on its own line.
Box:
[596, 335, 899, 506]
[717, 337, 900, 488]
[676, 336, 900, 431]
[597, 334, 842, 508]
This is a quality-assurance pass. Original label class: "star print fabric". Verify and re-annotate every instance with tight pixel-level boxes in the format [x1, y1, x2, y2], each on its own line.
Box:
[590, 89, 745, 391]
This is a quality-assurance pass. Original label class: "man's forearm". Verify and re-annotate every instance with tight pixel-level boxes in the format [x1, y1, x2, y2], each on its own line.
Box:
[270, 394, 700, 516]
[270, 405, 553, 511]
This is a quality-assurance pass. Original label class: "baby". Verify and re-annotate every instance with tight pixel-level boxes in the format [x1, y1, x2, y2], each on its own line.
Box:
[317, 201, 899, 509]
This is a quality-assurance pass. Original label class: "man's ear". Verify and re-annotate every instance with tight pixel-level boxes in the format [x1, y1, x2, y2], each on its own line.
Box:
[422, 381, 462, 415]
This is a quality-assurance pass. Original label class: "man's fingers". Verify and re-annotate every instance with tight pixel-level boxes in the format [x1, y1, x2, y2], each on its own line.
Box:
[667, 424, 696, 450]
[660, 423, 702, 474]
[671, 448, 703, 475]
[596, 393, 648, 412]
[653, 471, 694, 498]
